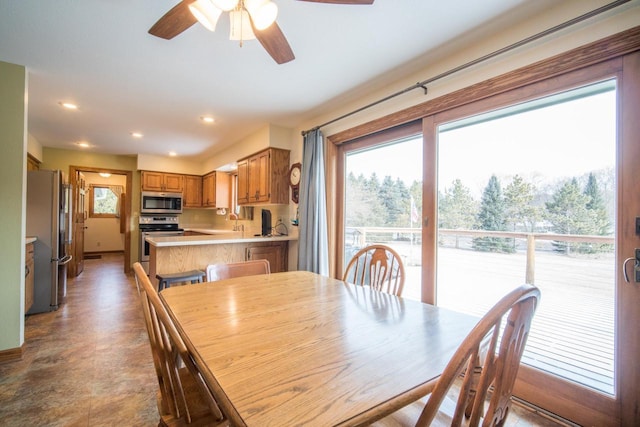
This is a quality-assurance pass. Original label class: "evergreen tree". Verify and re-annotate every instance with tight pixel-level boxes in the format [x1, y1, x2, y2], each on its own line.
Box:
[504, 175, 543, 232]
[379, 176, 406, 226]
[439, 179, 477, 248]
[473, 175, 513, 253]
[583, 172, 612, 253]
[545, 178, 595, 254]
[439, 179, 476, 229]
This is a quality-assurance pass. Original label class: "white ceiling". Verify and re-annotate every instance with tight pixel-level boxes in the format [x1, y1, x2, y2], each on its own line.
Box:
[0, 0, 566, 160]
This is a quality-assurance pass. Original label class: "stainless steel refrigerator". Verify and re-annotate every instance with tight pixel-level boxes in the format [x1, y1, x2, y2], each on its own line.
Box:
[26, 170, 73, 314]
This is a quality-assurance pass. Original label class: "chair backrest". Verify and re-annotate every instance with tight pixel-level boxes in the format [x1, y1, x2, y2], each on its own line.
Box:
[206, 259, 271, 282]
[416, 284, 540, 427]
[134, 262, 177, 417]
[133, 262, 226, 424]
[342, 244, 405, 296]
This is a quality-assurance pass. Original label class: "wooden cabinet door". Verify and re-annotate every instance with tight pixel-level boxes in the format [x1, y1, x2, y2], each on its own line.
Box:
[202, 172, 216, 207]
[184, 175, 202, 207]
[237, 160, 250, 205]
[246, 242, 287, 273]
[163, 173, 184, 192]
[142, 171, 184, 192]
[141, 171, 164, 191]
[255, 150, 270, 203]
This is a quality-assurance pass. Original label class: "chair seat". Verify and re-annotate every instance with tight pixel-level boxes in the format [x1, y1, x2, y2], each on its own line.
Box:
[156, 270, 205, 291]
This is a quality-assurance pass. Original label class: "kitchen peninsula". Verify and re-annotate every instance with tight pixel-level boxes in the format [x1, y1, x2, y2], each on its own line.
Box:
[146, 230, 296, 288]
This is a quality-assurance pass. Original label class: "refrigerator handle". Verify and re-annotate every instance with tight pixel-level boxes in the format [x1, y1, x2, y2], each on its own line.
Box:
[54, 254, 73, 265]
[65, 184, 73, 245]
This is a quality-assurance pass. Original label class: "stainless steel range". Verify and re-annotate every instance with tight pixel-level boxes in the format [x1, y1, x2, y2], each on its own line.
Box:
[139, 215, 183, 274]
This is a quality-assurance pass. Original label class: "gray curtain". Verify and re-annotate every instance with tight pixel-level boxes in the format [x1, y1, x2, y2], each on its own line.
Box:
[297, 129, 329, 275]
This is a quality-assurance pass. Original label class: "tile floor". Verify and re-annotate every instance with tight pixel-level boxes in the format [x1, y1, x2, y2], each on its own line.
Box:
[0, 253, 570, 426]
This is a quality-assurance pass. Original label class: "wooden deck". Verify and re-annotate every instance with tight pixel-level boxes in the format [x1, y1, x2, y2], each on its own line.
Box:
[395, 244, 615, 395]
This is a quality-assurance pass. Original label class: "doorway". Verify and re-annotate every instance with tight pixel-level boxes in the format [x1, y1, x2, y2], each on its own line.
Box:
[68, 166, 133, 275]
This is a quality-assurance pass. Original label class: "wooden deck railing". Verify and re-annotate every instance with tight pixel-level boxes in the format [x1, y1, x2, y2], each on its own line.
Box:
[347, 226, 614, 285]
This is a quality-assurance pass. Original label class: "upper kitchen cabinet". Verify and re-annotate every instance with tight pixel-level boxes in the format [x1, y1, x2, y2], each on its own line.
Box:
[183, 175, 202, 208]
[238, 148, 290, 205]
[202, 171, 230, 208]
[141, 171, 184, 192]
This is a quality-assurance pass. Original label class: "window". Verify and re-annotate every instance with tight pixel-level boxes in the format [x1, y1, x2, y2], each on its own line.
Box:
[89, 185, 122, 218]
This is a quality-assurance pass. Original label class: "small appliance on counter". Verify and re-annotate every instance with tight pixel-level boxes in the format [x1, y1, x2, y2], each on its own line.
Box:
[261, 209, 272, 236]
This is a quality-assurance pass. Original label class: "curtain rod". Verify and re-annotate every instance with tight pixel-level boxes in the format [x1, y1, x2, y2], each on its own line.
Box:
[301, 0, 630, 136]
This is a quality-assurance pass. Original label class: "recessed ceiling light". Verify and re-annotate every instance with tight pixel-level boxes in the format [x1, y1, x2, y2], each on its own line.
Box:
[131, 132, 143, 138]
[76, 141, 90, 148]
[59, 101, 78, 110]
[169, 151, 177, 157]
[200, 116, 215, 124]
[99, 172, 111, 178]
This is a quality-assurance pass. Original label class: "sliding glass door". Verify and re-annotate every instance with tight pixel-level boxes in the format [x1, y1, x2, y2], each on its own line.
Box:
[335, 44, 640, 426]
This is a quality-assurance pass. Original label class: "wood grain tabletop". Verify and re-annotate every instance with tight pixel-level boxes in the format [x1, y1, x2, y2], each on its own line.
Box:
[160, 270, 478, 427]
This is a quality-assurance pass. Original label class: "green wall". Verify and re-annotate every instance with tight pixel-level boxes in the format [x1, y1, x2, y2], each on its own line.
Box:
[42, 148, 141, 266]
[0, 61, 27, 351]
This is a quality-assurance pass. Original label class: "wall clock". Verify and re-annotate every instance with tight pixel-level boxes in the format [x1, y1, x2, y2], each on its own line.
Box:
[289, 162, 301, 204]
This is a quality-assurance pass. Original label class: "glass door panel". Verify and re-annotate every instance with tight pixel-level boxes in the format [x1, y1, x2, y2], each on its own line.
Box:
[343, 136, 423, 300]
[436, 79, 617, 394]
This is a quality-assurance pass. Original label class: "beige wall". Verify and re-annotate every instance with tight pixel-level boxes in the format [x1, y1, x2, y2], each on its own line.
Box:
[0, 60, 27, 352]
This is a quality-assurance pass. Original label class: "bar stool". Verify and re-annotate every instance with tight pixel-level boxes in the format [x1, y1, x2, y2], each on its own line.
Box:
[156, 270, 205, 291]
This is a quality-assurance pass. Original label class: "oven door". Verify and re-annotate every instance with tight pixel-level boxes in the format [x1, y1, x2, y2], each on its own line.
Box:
[140, 230, 184, 273]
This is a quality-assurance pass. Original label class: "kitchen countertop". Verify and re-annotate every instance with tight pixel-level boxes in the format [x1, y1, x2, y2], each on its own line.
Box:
[146, 229, 297, 247]
[26, 236, 37, 244]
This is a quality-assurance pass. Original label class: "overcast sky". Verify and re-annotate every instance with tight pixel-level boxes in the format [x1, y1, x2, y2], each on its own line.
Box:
[346, 86, 616, 198]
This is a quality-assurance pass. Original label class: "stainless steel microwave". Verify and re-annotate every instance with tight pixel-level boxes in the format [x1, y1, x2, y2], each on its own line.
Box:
[141, 191, 183, 214]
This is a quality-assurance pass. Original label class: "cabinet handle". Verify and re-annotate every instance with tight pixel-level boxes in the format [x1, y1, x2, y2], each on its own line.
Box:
[25, 265, 30, 277]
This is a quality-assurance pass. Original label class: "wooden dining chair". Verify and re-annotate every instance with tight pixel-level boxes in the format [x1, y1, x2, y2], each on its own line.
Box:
[133, 262, 228, 427]
[205, 259, 271, 282]
[371, 283, 540, 427]
[342, 244, 406, 296]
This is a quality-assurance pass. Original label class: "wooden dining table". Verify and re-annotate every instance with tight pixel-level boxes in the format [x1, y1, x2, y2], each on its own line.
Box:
[159, 270, 479, 427]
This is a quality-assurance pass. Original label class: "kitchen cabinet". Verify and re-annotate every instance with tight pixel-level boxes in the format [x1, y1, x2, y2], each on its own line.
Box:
[202, 172, 230, 208]
[141, 171, 184, 192]
[25, 242, 34, 313]
[236, 159, 250, 205]
[246, 241, 287, 273]
[237, 148, 290, 205]
[183, 175, 202, 207]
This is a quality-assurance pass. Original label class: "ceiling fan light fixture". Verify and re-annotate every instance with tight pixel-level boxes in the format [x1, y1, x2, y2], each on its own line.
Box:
[246, 0, 278, 31]
[229, 9, 255, 41]
[211, 0, 239, 12]
[189, 0, 222, 32]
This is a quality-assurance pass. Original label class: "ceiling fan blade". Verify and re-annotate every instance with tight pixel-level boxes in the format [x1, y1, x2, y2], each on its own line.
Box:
[296, 0, 374, 4]
[149, 0, 197, 40]
[253, 22, 295, 64]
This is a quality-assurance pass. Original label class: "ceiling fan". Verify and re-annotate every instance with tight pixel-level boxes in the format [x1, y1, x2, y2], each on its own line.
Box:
[148, 0, 374, 64]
